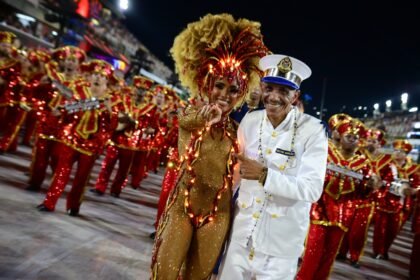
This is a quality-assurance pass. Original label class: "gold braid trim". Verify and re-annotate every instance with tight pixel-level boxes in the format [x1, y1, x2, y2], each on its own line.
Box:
[311, 220, 348, 232]
[356, 202, 374, 209]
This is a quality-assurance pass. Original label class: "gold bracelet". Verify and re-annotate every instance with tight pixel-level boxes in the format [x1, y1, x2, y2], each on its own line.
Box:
[258, 167, 268, 185]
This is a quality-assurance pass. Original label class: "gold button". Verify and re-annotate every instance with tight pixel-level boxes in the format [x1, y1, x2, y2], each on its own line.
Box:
[279, 164, 286, 171]
[256, 198, 262, 204]
[241, 203, 247, 208]
[272, 131, 278, 137]
[271, 214, 278, 218]
[266, 149, 272, 154]
[252, 213, 260, 219]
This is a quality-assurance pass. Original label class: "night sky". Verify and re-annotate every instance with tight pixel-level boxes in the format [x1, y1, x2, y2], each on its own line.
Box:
[121, 0, 420, 118]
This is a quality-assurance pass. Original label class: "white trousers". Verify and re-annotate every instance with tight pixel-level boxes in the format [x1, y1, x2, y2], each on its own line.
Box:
[218, 240, 298, 280]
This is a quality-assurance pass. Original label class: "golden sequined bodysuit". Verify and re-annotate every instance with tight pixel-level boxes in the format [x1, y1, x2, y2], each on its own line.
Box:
[152, 106, 237, 280]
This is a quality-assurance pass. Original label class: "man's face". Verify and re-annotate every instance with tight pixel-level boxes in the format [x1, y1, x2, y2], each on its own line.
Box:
[89, 73, 108, 94]
[21, 57, 34, 76]
[247, 86, 262, 105]
[135, 88, 146, 103]
[340, 133, 359, 150]
[393, 149, 407, 162]
[155, 92, 165, 106]
[331, 130, 341, 143]
[0, 43, 12, 58]
[261, 82, 298, 118]
[366, 138, 380, 152]
[13, 38, 22, 49]
[63, 57, 79, 73]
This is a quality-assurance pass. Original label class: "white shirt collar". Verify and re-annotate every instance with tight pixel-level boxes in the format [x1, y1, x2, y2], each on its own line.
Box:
[264, 106, 296, 131]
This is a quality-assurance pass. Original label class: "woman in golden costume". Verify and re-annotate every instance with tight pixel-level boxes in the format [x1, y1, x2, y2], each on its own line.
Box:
[151, 14, 267, 280]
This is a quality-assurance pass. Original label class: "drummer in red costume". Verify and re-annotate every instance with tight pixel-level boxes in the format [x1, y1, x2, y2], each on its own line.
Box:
[130, 85, 163, 189]
[149, 94, 180, 239]
[3, 50, 51, 151]
[92, 75, 155, 197]
[147, 85, 172, 174]
[26, 46, 86, 191]
[20, 50, 51, 146]
[410, 186, 420, 279]
[37, 60, 122, 216]
[338, 127, 389, 267]
[327, 113, 351, 148]
[0, 31, 23, 153]
[158, 88, 179, 167]
[392, 140, 419, 230]
[297, 119, 379, 280]
[0, 31, 19, 128]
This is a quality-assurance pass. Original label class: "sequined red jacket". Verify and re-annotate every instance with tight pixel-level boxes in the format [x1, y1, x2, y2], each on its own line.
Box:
[311, 143, 373, 231]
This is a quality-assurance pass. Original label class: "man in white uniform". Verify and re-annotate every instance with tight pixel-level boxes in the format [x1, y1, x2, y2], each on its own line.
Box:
[219, 54, 328, 279]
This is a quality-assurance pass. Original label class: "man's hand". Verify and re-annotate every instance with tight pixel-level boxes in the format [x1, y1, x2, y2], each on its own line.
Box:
[401, 182, 414, 197]
[104, 99, 112, 112]
[20, 103, 32, 112]
[145, 127, 155, 135]
[39, 75, 50, 85]
[237, 153, 265, 180]
[117, 112, 133, 124]
[367, 174, 381, 190]
[51, 108, 62, 117]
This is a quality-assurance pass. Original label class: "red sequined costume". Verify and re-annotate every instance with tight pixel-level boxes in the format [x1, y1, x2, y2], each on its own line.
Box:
[154, 114, 179, 229]
[410, 189, 420, 279]
[28, 47, 86, 190]
[0, 32, 19, 134]
[0, 32, 22, 153]
[39, 60, 119, 215]
[395, 157, 419, 229]
[371, 140, 409, 259]
[297, 121, 373, 280]
[130, 91, 158, 189]
[20, 50, 51, 146]
[146, 86, 171, 174]
[339, 128, 388, 264]
[94, 75, 154, 196]
[159, 91, 180, 167]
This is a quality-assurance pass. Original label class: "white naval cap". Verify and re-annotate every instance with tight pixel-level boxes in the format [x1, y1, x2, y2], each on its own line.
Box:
[259, 54, 312, 89]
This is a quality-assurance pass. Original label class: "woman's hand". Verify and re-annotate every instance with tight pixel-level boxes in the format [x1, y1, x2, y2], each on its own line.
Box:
[199, 104, 222, 126]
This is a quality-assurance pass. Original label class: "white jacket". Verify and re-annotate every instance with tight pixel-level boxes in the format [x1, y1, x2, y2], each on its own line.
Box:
[231, 107, 328, 258]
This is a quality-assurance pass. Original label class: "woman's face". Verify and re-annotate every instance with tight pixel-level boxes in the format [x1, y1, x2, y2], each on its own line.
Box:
[209, 78, 241, 114]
